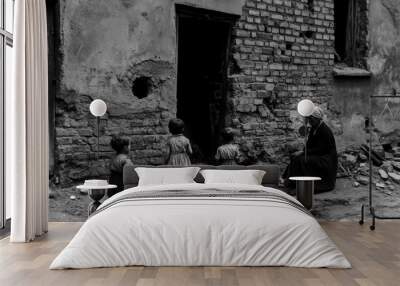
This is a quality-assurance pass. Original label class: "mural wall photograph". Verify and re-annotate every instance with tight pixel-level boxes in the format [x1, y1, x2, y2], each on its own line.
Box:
[47, 0, 400, 222]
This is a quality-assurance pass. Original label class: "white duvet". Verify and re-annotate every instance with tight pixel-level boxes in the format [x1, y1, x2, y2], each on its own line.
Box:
[50, 183, 350, 269]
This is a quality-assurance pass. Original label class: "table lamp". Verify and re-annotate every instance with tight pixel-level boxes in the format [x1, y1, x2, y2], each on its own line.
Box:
[297, 99, 315, 161]
[89, 99, 107, 159]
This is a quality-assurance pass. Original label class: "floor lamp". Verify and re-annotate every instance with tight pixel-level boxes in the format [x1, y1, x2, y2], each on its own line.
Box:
[89, 99, 107, 159]
[297, 99, 315, 162]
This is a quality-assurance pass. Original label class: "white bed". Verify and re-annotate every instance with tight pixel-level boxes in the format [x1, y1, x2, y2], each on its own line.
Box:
[50, 183, 350, 269]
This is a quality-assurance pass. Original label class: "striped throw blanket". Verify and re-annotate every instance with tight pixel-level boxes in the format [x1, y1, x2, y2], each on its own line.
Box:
[92, 188, 311, 217]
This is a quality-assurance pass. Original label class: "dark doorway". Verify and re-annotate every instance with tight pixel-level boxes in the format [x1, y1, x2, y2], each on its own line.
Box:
[176, 5, 237, 163]
[334, 0, 369, 67]
[334, 0, 349, 63]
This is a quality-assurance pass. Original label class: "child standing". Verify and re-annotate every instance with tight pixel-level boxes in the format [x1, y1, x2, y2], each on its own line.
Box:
[109, 136, 133, 197]
[166, 118, 192, 166]
[215, 128, 240, 165]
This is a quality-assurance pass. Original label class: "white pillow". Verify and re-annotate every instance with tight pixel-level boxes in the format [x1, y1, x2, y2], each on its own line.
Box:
[135, 167, 200, 186]
[200, 169, 266, 185]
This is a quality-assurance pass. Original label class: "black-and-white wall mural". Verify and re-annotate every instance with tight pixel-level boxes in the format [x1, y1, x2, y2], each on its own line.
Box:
[48, 0, 400, 222]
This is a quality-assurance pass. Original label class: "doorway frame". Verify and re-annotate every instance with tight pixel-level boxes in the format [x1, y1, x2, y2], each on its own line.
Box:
[174, 4, 238, 159]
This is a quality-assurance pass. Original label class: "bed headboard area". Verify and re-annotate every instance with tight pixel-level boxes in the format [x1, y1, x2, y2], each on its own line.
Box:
[123, 164, 281, 189]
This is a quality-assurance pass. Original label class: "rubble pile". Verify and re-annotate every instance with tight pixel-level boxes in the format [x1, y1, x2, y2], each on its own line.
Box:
[338, 144, 400, 196]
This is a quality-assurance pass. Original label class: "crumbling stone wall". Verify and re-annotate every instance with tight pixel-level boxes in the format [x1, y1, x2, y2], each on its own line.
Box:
[330, 0, 400, 151]
[55, 0, 180, 185]
[54, 0, 337, 186]
[228, 0, 335, 163]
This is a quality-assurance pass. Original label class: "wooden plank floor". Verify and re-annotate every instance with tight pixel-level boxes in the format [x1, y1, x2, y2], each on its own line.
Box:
[0, 221, 399, 286]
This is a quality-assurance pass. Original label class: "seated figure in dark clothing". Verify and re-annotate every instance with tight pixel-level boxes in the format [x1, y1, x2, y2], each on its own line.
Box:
[282, 106, 338, 193]
[108, 136, 133, 197]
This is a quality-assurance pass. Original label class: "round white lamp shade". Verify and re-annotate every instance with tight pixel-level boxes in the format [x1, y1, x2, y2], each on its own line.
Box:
[90, 99, 107, 117]
[297, 99, 315, 117]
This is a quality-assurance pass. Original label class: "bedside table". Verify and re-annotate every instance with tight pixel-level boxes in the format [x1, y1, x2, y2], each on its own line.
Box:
[77, 184, 117, 216]
[289, 176, 321, 210]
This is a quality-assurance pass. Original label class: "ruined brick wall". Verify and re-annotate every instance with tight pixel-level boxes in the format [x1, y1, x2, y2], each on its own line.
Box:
[54, 0, 178, 186]
[228, 0, 335, 163]
[330, 0, 400, 150]
[54, 0, 336, 186]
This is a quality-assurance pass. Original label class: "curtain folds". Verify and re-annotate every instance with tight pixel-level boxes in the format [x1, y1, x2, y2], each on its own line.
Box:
[9, 0, 49, 242]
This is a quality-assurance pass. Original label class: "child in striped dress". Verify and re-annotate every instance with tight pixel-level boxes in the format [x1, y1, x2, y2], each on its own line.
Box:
[166, 118, 192, 166]
[215, 129, 240, 165]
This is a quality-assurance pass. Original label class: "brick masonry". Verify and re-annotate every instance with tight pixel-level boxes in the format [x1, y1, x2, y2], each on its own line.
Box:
[54, 0, 340, 186]
[227, 0, 335, 163]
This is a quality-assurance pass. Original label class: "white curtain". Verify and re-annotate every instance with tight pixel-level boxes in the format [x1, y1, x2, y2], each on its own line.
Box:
[8, 0, 49, 242]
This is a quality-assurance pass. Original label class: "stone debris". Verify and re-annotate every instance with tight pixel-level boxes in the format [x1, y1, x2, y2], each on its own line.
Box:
[385, 152, 394, 160]
[388, 172, 400, 183]
[358, 153, 368, 162]
[339, 144, 400, 189]
[356, 176, 369, 185]
[344, 154, 357, 165]
[358, 164, 369, 176]
[381, 161, 394, 173]
[70, 195, 77, 200]
[376, 182, 385, 189]
[360, 144, 383, 166]
[378, 169, 389, 180]
[383, 190, 393, 196]
[392, 162, 400, 172]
